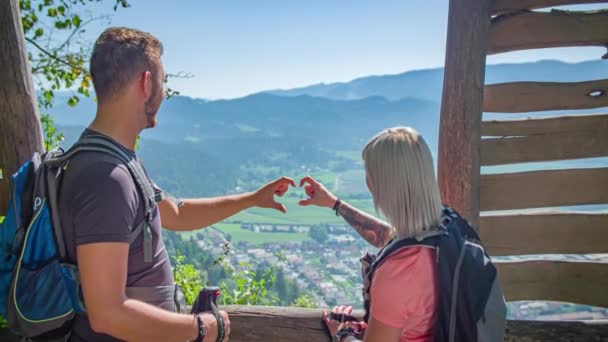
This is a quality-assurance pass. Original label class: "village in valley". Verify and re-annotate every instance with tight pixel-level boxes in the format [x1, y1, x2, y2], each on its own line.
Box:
[190, 220, 608, 320]
[195, 221, 373, 308]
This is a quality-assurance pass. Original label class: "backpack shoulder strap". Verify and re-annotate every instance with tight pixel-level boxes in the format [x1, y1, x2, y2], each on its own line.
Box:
[47, 136, 156, 263]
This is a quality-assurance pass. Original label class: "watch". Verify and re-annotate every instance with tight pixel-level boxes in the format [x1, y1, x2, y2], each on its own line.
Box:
[191, 315, 206, 342]
[335, 327, 356, 342]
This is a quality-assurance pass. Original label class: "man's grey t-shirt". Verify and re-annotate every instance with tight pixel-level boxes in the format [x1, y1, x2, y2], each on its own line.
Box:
[59, 130, 173, 341]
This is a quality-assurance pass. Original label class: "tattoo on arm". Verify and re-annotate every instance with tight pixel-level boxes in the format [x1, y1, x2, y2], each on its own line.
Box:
[337, 201, 393, 248]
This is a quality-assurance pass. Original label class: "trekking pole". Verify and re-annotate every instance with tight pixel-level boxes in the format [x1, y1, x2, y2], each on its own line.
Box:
[191, 286, 225, 342]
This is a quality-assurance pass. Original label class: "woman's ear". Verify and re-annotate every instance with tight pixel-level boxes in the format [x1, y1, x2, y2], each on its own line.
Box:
[366, 174, 372, 192]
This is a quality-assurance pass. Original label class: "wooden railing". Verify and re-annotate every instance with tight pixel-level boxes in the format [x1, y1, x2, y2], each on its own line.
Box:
[2, 306, 608, 341]
[222, 306, 608, 341]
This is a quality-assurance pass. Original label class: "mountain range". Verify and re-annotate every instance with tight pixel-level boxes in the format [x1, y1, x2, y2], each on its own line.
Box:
[50, 59, 608, 197]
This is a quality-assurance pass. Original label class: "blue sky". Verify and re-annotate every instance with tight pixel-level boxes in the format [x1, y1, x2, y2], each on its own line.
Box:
[79, 1, 606, 99]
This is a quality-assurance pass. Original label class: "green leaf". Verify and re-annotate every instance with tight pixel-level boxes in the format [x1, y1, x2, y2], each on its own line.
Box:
[34, 27, 44, 38]
[72, 15, 81, 27]
[67, 96, 79, 107]
[48, 8, 57, 17]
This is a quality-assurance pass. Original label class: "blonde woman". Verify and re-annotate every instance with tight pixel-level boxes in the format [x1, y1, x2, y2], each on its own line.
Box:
[299, 127, 442, 342]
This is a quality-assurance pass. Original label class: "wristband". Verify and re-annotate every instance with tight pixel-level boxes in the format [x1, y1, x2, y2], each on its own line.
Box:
[191, 315, 205, 342]
[332, 198, 341, 216]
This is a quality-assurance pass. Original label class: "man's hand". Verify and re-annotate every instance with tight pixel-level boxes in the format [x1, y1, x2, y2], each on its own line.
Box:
[298, 176, 338, 208]
[251, 176, 296, 213]
[199, 311, 231, 342]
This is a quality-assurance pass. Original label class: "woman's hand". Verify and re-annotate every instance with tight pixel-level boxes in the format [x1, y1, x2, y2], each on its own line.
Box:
[298, 176, 338, 208]
[322, 305, 354, 338]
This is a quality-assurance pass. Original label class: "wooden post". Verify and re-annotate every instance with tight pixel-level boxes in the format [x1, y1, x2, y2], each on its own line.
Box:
[0, 0, 44, 215]
[437, 0, 492, 228]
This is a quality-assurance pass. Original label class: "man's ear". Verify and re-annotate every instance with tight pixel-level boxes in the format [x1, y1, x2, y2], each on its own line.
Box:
[141, 70, 153, 100]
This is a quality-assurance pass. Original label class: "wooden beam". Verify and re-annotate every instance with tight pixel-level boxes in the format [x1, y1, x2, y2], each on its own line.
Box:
[3, 307, 608, 341]
[480, 212, 608, 255]
[489, 9, 608, 55]
[482, 114, 608, 136]
[497, 260, 608, 307]
[484, 79, 608, 113]
[437, 0, 493, 228]
[493, 0, 608, 15]
[0, 0, 44, 215]
[481, 130, 608, 165]
[223, 306, 608, 342]
[480, 168, 608, 211]
[198, 306, 608, 342]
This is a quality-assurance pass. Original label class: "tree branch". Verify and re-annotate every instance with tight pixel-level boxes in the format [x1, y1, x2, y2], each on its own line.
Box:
[25, 36, 86, 74]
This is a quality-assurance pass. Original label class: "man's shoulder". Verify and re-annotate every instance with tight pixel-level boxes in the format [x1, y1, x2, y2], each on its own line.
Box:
[62, 150, 135, 188]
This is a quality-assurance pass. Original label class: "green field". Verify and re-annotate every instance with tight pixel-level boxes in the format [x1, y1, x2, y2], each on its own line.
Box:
[214, 223, 310, 245]
[230, 196, 377, 225]
[175, 196, 379, 245]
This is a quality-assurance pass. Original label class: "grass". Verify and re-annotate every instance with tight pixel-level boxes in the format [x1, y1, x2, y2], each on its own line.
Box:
[214, 223, 310, 245]
[230, 197, 377, 225]
[334, 169, 368, 196]
[175, 196, 379, 245]
[333, 150, 362, 161]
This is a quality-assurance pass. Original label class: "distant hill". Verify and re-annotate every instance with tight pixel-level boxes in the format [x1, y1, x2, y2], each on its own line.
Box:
[49, 59, 607, 197]
[266, 60, 608, 101]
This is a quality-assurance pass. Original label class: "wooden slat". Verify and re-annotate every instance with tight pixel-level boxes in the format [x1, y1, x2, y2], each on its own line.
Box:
[482, 114, 608, 136]
[484, 79, 608, 113]
[489, 9, 608, 55]
[481, 130, 608, 165]
[437, 0, 492, 228]
[480, 212, 608, 255]
[497, 260, 608, 307]
[493, 0, 608, 15]
[480, 168, 608, 211]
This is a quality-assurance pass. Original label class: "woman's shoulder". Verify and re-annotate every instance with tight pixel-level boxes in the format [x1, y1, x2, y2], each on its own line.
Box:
[377, 245, 436, 274]
[372, 245, 437, 298]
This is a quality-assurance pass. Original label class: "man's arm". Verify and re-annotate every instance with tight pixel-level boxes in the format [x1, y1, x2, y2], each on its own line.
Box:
[159, 177, 295, 231]
[336, 201, 393, 249]
[298, 176, 393, 248]
[78, 242, 228, 342]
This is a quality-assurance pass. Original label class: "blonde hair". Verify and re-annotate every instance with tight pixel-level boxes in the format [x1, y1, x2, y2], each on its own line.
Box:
[362, 127, 442, 238]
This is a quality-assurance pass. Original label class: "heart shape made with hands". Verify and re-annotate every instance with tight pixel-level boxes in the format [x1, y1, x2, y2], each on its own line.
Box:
[265, 176, 335, 211]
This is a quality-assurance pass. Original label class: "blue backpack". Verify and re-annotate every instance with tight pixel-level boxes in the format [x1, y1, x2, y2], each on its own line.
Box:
[0, 135, 157, 339]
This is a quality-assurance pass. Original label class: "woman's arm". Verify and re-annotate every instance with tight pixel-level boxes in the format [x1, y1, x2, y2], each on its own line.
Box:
[322, 306, 401, 342]
[298, 176, 393, 248]
[335, 200, 393, 248]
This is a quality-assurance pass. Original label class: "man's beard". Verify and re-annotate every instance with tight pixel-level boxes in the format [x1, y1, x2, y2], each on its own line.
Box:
[144, 82, 163, 128]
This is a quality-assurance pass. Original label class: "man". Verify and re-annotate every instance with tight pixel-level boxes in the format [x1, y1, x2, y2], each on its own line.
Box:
[58, 27, 295, 341]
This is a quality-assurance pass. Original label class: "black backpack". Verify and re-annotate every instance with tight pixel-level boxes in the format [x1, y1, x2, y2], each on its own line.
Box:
[360, 207, 507, 342]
